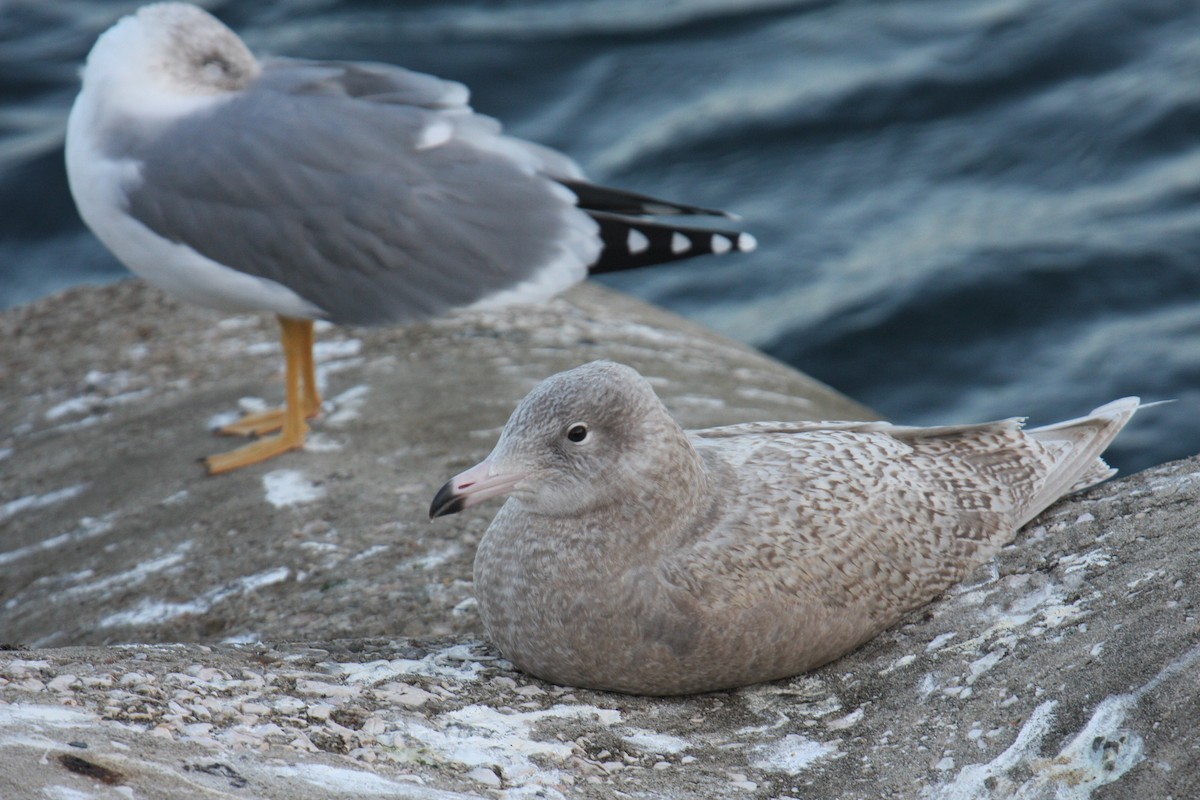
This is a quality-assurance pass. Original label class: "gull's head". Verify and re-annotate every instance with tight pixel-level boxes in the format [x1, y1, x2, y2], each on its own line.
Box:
[81, 2, 260, 102]
[430, 361, 693, 519]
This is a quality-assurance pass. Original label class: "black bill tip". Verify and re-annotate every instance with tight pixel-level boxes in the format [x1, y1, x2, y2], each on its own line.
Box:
[429, 480, 467, 520]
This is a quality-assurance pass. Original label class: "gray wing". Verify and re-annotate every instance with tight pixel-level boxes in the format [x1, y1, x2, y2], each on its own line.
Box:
[259, 59, 585, 181]
[121, 59, 599, 326]
[258, 58, 473, 110]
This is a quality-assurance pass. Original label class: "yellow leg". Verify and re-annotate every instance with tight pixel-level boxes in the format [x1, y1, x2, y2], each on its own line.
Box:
[299, 316, 321, 417]
[216, 318, 321, 437]
[204, 316, 314, 475]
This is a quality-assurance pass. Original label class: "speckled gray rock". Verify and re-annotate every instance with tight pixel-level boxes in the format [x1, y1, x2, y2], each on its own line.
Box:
[2, 458, 1199, 799]
[3, 281, 1198, 799]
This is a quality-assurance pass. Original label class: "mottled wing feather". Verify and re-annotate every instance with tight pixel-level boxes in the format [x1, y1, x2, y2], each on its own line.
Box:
[1067, 459, 1117, 494]
[674, 422, 1055, 623]
[674, 401, 1137, 629]
[1021, 396, 1139, 521]
[690, 418, 1026, 440]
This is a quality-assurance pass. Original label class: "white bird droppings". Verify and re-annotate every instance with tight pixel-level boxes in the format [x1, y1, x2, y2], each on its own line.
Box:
[301, 433, 344, 453]
[324, 385, 369, 426]
[100, 599, 210, 629]
[926, 644, 1200, 800]
[0, 703, 97, 728]
[313, 338, 362, 360]
[466, 767, 502, 787]
[270, 764, 428, 795]
[238, 396, 271, 413]
[206, 409, 242, 430]
[879, 653, 918, 675]
[263, 470, 325, 508]
[44, 396, 95, 421]
[0, 484, 88, 524]
[239, 566, 291, 593]
[926, 632, 958, 652]
[339, 644, 490, 685]
[967, 650, 1005, 684]
[620, 729, 690, 755]
[1058, 549, 1110, 575]
[243, 341, 280, 356]
[826, 707, 864, 730]
[0, 515, 113, 568]
[752, 733, 842, 775]
[98, 567, 290, 629]
[404, 703, 620, 783]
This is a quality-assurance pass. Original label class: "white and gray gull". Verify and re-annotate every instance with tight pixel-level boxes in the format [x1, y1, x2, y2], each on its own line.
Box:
[431, 361, 1140, 695]
[65, 2, 755, 474]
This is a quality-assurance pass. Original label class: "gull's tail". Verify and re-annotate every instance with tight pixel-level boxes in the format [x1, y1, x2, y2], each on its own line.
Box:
[555, 180, 757, 274]
[1018, 397, 1142, 527]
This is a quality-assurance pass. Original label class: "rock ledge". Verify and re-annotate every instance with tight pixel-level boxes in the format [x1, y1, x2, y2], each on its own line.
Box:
[2, 281, 1198, 798]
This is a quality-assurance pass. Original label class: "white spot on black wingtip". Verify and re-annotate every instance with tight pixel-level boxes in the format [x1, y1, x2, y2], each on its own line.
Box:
[627, 229, 650, 254]
[737, 232, 758, 252]
[671, 232, 691, 254]
[711, 234, 732, 255]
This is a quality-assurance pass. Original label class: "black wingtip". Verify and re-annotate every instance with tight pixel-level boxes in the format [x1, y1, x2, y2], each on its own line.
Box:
[557, 179, 734, 218]
[586, 212, 757, 275]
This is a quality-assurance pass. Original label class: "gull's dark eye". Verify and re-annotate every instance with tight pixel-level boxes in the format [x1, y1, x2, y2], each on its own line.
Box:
[566, 423, 589, 443]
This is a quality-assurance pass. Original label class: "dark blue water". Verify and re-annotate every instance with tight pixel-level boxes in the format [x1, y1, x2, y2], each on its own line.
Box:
[4, 0, 1199, 474]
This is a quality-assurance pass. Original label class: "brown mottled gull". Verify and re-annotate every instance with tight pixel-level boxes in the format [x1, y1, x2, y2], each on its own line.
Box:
[430, 361, 1140, 695]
